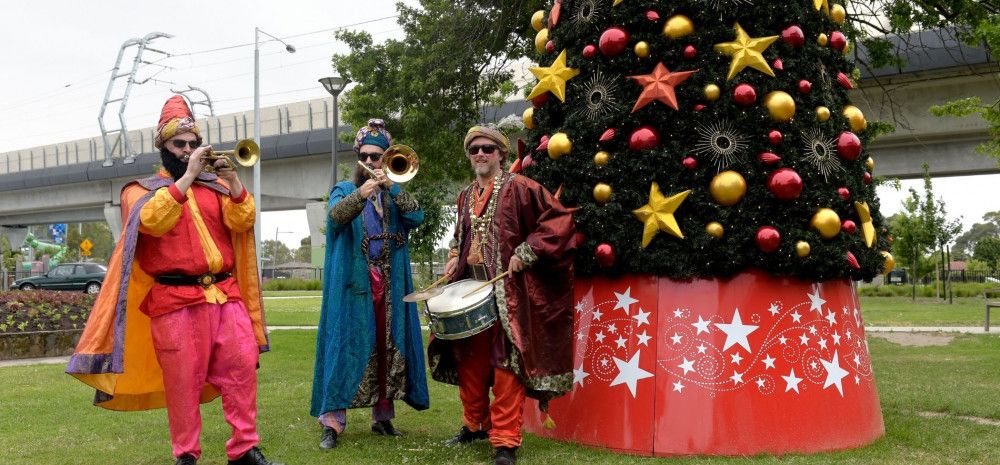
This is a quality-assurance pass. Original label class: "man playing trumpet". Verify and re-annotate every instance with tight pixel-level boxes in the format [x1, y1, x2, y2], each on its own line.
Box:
[311, 118, 429, 449]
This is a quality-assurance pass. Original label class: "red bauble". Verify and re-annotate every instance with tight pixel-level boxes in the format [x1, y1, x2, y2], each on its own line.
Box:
[772, 58, 784, 71]
[683, 45, 697, 59]
[842, 220, 858, 234]
[536, 134, 550, 152]
[582, 44, 597, 59]
[682, 157, 698, 169]
[733, 83, 757, 106]
[629, 126, 661, 151]
[549, 0, 562, 29]
[838, 187, 851, 201]
[782, 25, 805, 47]
[531, 92, 549, 107]
[768, 130, 784, 146]
[836, 72, 854, 90]
[846, 251, 861, 269]
[599, 128, 617, 144]
[837, 131, 862, 161]
[521, 154, 534, 170]
[863, 172, 872, 184]
[798, 80, 813, 94]
[756, 226, 782, 253]
[767, 167, 804, 201]
[545, 40, 555, 54]
[758, 151, 781, 164]
[595, 243, 616, 267]
[694, 104, 706, 111]
[599, 27, 630, 57]
[645, 10, 660, 21]
[830, 31, 847, 51]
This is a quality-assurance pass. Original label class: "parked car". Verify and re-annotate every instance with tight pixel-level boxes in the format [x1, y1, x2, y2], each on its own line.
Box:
[12, 263, 107, 294]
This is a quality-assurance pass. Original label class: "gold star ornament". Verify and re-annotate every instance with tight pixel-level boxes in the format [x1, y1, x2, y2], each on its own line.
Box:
[854, 201, 876, 247]
[713, 22, 779, 80]
[632, 182, 691, 247]
[526, 49, 581, 102]
[814, 0, 830, 15]
[628, 62, 698, 112]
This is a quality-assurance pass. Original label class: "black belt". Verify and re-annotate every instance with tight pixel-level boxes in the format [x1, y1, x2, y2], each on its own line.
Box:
[156, 272, 232, 288]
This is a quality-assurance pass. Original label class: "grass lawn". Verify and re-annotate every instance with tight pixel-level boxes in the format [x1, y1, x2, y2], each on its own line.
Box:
[3, 331, 1000, 464]
[259, 293, 993, 328]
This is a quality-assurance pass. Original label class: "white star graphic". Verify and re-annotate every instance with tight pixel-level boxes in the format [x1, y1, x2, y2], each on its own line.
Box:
[729, 371, 745, 385]
[576, 332, 586, 341]
[573, 364, 590, 387]
[855, 375, 860, 385]
[670, 333, 683, 345]
[790, 311, 802, 323]
[714, 308, 759, 352]
[575, 301, 586, 313]
[615, 336, 627, 348]
[825, 310, 837, 325]
[608, 322, 618, 334]
[672, 381, 685, 393]
[696, 343, 708, 354]
[842, 305, 850, 315]
[637, 331, 651, 346]
[832, 331, 842, 345]
[678, 357, 695, 375]
[613, 288, 638, 314]
[673, 308, 684, 318]
[691, 315, 711, 334]
[846, 329, 853, 340]
[818, 338, 828, 350]
[610, 350, 654, 397]
[595, 331, 606, 343]
[730, 352, 744, 364]
[799, 333, 810, 346]
[632, 308, 651, 327]
[778, 335, 788, 345]
[821, 350, 850, 396]
[755, 378, 766, 389]
[852, 353, 861, 367]
[761, 354, 776, 369]
[592, 308, 603, 321]
[768, 303, 780, 316]
[808, 286, 826, 314]
[808, 325, 818, 335]
[783, 368, 803, 393]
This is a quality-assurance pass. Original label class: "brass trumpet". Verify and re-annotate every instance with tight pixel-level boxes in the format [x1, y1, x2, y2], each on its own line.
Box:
[356, 144, 419, 184]
[201, 139, 260, 172]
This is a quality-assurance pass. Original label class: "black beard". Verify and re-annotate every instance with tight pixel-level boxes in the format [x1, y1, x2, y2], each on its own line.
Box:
[160, 148, 188, 181]
[352, 163, 373, 187]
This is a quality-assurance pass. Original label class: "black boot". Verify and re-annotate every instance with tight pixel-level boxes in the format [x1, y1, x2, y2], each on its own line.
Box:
[371, 419, 403, 437]
[494, 446, 517, 465]
[319, 426, 338, 449]
[444, 426, 488, 446]
[227, 447, 285, 465]
[175, 454, 197, 465]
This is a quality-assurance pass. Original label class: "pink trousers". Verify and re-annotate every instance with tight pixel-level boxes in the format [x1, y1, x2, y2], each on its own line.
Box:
[150, 301, 260, 460]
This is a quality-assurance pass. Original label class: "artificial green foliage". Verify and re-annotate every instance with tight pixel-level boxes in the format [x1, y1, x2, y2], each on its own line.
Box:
[523, 0, 891, 281]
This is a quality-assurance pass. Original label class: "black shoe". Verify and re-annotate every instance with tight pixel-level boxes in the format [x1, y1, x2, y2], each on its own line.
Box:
[444, 426, 488, 446]
[371, 419, 403, 437]
[320, 426, 338, 449]
[175, 454, 197, 465]
[227, 447, 285, 465]
[494, 446, 517, 465]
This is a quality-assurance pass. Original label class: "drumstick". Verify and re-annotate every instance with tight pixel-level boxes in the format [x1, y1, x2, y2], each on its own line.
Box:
[461, 271, 511, 299]
[421, 274, 450, 292]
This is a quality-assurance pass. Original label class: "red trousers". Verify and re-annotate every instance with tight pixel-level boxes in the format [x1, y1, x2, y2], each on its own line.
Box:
[456, 327, 526, 448]
[150, 301, 260, 460]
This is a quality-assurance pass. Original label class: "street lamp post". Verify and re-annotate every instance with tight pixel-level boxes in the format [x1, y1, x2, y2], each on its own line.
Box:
[319, 76, 349, 189]
[253, 27, 295, 272]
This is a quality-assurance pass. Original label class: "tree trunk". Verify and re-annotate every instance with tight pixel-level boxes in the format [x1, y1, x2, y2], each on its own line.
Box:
[911, 244, 917, 301]
[946, 245, 953, 304]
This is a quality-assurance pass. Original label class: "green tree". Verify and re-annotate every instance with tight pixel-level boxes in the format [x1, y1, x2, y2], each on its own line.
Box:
[975, 236, 1000, 272]
[261, 240, 293, 268]
[294, 236, 312, 263]
[853, 1, 1000, 163]
[952, 218, 1000, 259]
[331, 0, 544, 280]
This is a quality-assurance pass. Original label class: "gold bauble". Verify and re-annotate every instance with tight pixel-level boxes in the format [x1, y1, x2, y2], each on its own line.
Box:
[843, 42, 851, 55]
[709, 171, 747, 206]
[534, 28, 549, 54]
[831, 4, 846, 24]
[764, 91, 796, 122]
[881, 251, 896, 274]
[816, 106, 831, 122]
[522, 107, 535, 129]
[663, 15, 695, 39]
[811, 208, 842, 239]
[594, 151, 610, 166]
[795, 241, 811, 257]
[547, 132, 572, 159]
[843, 105, 868, 132]
[866, 157, 875, 171]
[706, 222, 724, 238]
[704, 84, 721, 101]
[531, 10, 546, 32]
[818, 33, 829, 46]
[634, 41, 650, 58]
[593, 183, 613, 204]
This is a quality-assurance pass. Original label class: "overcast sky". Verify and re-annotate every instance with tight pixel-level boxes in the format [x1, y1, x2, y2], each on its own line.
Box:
[2, 1, 997, 251]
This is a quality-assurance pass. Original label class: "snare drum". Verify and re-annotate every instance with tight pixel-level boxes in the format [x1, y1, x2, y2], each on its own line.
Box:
[424, 279, 498, 340]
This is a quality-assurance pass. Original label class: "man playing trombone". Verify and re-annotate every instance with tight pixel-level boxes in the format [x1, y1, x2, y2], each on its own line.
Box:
[311, 118, 429, 449]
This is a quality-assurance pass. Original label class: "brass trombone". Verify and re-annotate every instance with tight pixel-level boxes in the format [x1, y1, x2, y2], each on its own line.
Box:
[201, 139, 260, 172]
[356, 144, 419, 184]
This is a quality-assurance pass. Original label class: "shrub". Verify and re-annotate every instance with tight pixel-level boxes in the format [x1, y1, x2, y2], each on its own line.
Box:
[859, 282, 998, 298]
[0, 290, 95, 333]
[262, 278, 322, 291]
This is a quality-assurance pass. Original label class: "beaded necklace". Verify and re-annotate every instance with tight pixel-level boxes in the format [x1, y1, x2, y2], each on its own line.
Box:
[467, 172, 504, 265]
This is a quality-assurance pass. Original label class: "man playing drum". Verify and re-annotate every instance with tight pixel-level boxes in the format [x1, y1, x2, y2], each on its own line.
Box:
[311, 119, 429, 449]
[429, 125, 577, 465]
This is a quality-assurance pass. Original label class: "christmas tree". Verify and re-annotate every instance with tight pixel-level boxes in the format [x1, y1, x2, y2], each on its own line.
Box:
[522, 0, 893, 281]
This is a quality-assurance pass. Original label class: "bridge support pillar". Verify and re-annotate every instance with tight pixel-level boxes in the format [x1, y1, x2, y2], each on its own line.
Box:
[104, 203, 123, 243]
[0, 226, 29, 249]
[305, 201, 328, 269]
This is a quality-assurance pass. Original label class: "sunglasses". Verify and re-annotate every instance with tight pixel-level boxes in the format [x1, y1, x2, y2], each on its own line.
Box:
[357, 151, 383, 161]
[171, 139, 201, 149]
[467, 144, 500, 155]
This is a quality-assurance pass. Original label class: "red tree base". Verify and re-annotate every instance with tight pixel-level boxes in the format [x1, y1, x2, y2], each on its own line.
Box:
[524, 269, 884, 456]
